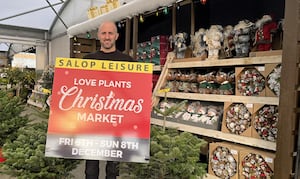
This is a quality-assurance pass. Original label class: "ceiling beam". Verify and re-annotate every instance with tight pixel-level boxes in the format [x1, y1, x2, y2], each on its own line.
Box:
[0, 24, 47, 41]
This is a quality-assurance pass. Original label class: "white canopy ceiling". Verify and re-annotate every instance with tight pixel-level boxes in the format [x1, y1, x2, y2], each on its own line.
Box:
[0, 0, 107, 55]
[0, 0, 66, 30]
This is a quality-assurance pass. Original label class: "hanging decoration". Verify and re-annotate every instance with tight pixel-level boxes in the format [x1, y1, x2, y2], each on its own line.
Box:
[118, 22, 122, 28]
[177, 3, 180, 10]
[163, 7, 169, 15]
[73, 36, 78, 42]
[86, 32, 91, 39]
[139, 14, 144, 23]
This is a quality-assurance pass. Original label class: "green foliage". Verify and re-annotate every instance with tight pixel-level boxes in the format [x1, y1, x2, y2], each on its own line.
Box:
[0, 121, 81, 179]
[120, 125, 208, 179]
[0, 90, 30, 146]
[4, 67, 36, 100]
[6, 67, 28, 85]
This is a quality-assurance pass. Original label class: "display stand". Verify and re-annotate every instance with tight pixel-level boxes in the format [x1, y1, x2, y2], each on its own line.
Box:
[152, 52, 282, 151]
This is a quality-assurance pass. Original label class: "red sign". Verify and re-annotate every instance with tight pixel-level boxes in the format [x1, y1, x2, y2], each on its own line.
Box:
[45, 58, 153, 163]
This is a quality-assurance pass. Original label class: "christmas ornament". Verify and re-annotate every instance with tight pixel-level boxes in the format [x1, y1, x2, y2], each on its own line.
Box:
[226, 103, 252, 135]
[237, 68, 265, 96]
[211, 146, 237, 178]
[242, 153, 274, 178]
[253, 15, 278, 51]
[267, 64, 281, 96]
[254, 105, 279, 142]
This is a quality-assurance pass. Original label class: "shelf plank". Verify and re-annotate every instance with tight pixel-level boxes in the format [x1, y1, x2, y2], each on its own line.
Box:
[169, 55, 282, 68]
[153, 65, 162, 71]
[154, 92, 279, 105]
[151, 118, 276, 151]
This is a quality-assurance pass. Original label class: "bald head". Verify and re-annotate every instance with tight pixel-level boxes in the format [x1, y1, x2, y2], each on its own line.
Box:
[98, 21, 118, 34]
[97, 21, 119, 52]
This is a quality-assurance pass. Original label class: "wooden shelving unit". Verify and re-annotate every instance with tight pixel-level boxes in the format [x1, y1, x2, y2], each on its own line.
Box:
[155, 93, 279, 105]
[151, 52, 281, 152]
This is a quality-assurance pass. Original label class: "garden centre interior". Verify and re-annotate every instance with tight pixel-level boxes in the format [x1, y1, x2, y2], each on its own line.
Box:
[0, 0, 299, 178]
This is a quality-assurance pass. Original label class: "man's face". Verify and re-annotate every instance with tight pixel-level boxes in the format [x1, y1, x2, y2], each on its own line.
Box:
[98, 23, 119, 51]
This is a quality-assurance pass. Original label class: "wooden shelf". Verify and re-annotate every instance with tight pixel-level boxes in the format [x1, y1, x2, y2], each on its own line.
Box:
[152, 52, 282, 152]
[169, 55, 282, 68]
[153, 65, 162, 71]
[151, 118, 276, 151]
[154, 92, 279, 105]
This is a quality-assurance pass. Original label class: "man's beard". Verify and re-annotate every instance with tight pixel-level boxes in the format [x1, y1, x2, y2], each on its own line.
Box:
[102, 41, 114, 50]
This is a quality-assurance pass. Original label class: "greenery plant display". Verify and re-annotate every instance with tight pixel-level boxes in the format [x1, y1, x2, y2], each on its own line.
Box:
[120, 125, 208, 179]
[4, 67, 36, 100]
[120, 88, 207, 178]
[0, 90, 30, 147]
[0, 121, 81, 179]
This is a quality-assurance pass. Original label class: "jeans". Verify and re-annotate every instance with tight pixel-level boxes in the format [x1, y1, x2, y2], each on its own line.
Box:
[85, 160, 119, 179]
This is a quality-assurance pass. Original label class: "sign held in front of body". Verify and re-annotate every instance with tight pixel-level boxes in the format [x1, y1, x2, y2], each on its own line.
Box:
[45, 57, 153, 163]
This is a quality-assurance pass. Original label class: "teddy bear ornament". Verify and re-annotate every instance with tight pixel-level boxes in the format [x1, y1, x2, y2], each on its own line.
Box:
[204, 25, 223, 60]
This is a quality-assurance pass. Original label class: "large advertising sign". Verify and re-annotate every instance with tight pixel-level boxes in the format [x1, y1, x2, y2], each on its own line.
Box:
[45, 58, 153, 163]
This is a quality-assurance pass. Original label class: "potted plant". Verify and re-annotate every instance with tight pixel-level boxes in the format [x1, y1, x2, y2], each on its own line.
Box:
[0, 121, 81, 178]
[5, 67, 36, 100]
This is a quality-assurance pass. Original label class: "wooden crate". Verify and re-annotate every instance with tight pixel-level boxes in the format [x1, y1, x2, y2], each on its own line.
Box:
[235, 66, 267, 97]
[70, 38, 96, 58]
[239, 148, 275, 178]
[265, 63, 281, 97]
[251, 104, 279, 142]
[221, 102, 254, 137]
[208, 142, 240, 179]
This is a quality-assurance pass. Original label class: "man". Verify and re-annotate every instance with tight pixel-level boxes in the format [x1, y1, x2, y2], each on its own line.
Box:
[83, 21, 135, 179]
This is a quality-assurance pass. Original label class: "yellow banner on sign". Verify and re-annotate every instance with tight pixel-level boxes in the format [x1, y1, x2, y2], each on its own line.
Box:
[55, 57, 153, 73]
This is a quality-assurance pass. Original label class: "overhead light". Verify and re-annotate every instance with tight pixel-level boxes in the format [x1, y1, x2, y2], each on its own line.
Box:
[200, 0, 207, 5]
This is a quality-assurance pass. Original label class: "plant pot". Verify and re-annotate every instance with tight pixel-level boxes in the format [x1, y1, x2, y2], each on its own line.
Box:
[0, 148, 5, 162]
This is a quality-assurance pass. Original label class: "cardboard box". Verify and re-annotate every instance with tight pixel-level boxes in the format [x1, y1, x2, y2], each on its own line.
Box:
[235, 66, 267, 97]
[221, 102, 254, 137]
[252, 104, 279, 142]
[265, 63, 281, 97]
[152, 100, 223, 131]
[208, 142, 240, 179]
[239, 148, 275, 178]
